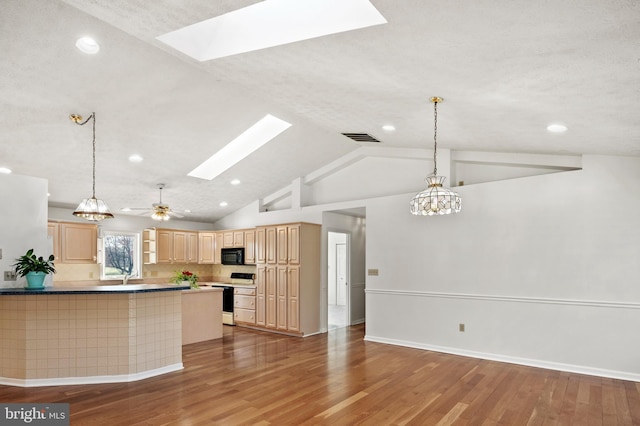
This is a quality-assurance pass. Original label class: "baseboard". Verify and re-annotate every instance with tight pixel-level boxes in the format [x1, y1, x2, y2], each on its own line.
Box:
[364, 335, 640, 382]
[0, 363, 184, 388]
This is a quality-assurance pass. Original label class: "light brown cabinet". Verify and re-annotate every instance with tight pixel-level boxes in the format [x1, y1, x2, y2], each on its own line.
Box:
[251, 223, 320, 336]
[244, 230, 256, 264]
[255, 228, 266, 264]
[198, 232, 216, 264]
[223, 231, 245, 248]
[48, 221, 98, 264]
[148, 228, 198, 264]
[233, 287, 256, 325]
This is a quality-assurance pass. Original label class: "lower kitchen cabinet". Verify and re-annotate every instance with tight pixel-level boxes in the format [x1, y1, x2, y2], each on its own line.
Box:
[233, 287, 256, 325]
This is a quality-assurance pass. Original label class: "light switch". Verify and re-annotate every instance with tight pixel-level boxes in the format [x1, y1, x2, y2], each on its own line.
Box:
[367, 269, 379, 276]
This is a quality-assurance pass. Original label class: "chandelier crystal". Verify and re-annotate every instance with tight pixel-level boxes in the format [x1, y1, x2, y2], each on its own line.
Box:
[70, 112, 114, 221]
[410, 97, 461, 216]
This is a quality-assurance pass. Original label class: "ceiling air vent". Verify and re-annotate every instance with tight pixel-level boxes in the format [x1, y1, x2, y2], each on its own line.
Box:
[341, 133, 382, 143]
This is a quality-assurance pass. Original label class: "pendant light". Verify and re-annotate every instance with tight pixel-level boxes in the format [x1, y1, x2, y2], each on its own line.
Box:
[70, 112, 114, 221]
[409, 97, 461, 216]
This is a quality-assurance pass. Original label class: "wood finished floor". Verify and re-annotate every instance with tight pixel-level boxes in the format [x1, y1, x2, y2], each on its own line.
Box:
[1, 324, 639, 425]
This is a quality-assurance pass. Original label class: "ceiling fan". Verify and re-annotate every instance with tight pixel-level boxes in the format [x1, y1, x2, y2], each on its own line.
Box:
[128, 184, 187, 221]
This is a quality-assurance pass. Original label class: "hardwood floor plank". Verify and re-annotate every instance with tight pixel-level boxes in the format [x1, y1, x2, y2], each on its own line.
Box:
[0, 324, 638, 425]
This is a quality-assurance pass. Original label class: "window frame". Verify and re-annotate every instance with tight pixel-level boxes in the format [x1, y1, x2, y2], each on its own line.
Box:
[100, 230, 142, 280]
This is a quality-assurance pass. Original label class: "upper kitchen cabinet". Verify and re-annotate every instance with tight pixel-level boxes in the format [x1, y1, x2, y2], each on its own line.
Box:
[244, 229, 256, 264]
[223, 230, 246, 248]
[198, 232, 216, 264]
[146, 228, 198, 264]
[48, 221, 98, 264]
[198, 231, 230, 264]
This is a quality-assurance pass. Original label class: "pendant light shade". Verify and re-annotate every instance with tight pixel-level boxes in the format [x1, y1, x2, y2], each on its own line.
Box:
[410, 97, 461, 216]
[70, 112, 114, 222]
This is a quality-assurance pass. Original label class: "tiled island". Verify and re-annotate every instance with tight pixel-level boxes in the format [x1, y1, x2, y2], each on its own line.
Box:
[0, 284, 189, 387]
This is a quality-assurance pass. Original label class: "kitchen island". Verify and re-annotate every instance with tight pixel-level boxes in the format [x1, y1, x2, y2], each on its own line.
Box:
[0, 284, 189, 387]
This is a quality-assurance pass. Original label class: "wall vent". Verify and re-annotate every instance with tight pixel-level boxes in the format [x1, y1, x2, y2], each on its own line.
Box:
[341, 132, 382, 143]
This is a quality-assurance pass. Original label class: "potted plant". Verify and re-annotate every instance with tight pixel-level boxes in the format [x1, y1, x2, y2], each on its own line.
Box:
[172, 270, 199, 289]
[13, 248, 56, 289]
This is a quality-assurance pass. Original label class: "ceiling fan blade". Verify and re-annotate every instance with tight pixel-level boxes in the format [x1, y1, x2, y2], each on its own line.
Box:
[169, 211, 185, 218]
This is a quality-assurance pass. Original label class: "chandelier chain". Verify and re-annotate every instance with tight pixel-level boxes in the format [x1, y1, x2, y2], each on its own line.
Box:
[433, 101, 438, 176]
[73, 112, 97, 198]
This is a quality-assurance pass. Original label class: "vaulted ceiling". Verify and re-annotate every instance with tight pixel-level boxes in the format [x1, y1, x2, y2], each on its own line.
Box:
[2, 0, 639, 223]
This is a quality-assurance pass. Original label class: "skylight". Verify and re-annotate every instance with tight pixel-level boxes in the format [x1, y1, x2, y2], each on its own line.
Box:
[188, 114, 291, 180]
[156, 0, 387, 61]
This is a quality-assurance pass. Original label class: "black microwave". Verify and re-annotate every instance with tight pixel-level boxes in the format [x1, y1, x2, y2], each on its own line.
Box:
[221, 248, 244, 265]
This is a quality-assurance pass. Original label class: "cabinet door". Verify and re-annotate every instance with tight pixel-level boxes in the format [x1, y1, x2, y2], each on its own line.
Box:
[256, 266, 266, 326]
[287, 266, 300, 332]
[186, 232, 198, 263]
[198, 232, 215, 264]
[265, 227, 277, 264]
[156, 229, 173, 263]
[223, 232, 234, 248]
[255, 228, 266, 264]
[214, 232, 224, 264]
[173, 231, 187, 263]
[265, 266, 277, 328]
[233, 231, 244, 247]
[244, 230, 256, 264]
[276, 226, 288, 264]
[47, 222, 59, 262]
[60, 223, 97, 263]
[276, 267, 288, 330]
[287, 224, 301, 265]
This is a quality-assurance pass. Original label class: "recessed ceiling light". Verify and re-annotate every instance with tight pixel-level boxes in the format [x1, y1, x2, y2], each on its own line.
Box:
[75, 37, 100, 54]
[157, 0, 387, 61]
[47, 193, 51, 197]
[219, 201, 228, 207]
[382, 124, 395, 132]
[184, 209, 191, 213]
[188, 114, 291, 180]
[121, 207, 132, 212]
[547, 124, 568, 133]
[230, 179, 241, 185]
[128, 154, 143, 163]
[0, 167, 11, 174]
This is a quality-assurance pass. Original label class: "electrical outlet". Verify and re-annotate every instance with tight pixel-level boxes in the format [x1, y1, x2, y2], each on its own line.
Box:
[4, 270, 17, 281]
[459, 323, 465, 332]
[89, 272, 94, 278]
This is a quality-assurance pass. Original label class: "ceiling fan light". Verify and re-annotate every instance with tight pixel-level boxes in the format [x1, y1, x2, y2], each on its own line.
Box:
[73, 196, 114, 222]
[151, 210, 170, 221]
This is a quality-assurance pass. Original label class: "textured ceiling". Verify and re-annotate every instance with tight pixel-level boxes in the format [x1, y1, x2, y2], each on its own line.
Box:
[2, 0, 639, 223]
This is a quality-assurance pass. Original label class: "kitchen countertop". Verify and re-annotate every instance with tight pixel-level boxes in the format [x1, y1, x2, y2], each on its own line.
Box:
[198, 282, 256, 288]
[0, 283, 190, 295]
[182, 286, 223, 293]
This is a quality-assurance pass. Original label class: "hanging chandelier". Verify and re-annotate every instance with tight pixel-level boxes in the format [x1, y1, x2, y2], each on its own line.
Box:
[409, 97, 461, 216]
[70, 112, 114, 221]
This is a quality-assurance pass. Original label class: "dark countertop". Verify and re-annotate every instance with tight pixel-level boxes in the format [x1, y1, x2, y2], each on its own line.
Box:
[0, 284, 190, 295]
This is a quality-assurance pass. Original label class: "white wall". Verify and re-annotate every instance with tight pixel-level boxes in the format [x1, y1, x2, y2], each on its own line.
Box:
[365, 155, 640, 380]
[0, 174, 50, 288]
[217, 154, 640, 379]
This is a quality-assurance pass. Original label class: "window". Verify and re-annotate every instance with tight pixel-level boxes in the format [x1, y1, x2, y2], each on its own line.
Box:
[101, 231, 141, 280]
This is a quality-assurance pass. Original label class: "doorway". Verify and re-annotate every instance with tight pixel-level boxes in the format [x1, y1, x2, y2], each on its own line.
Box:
[328, 231, 349, 329]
